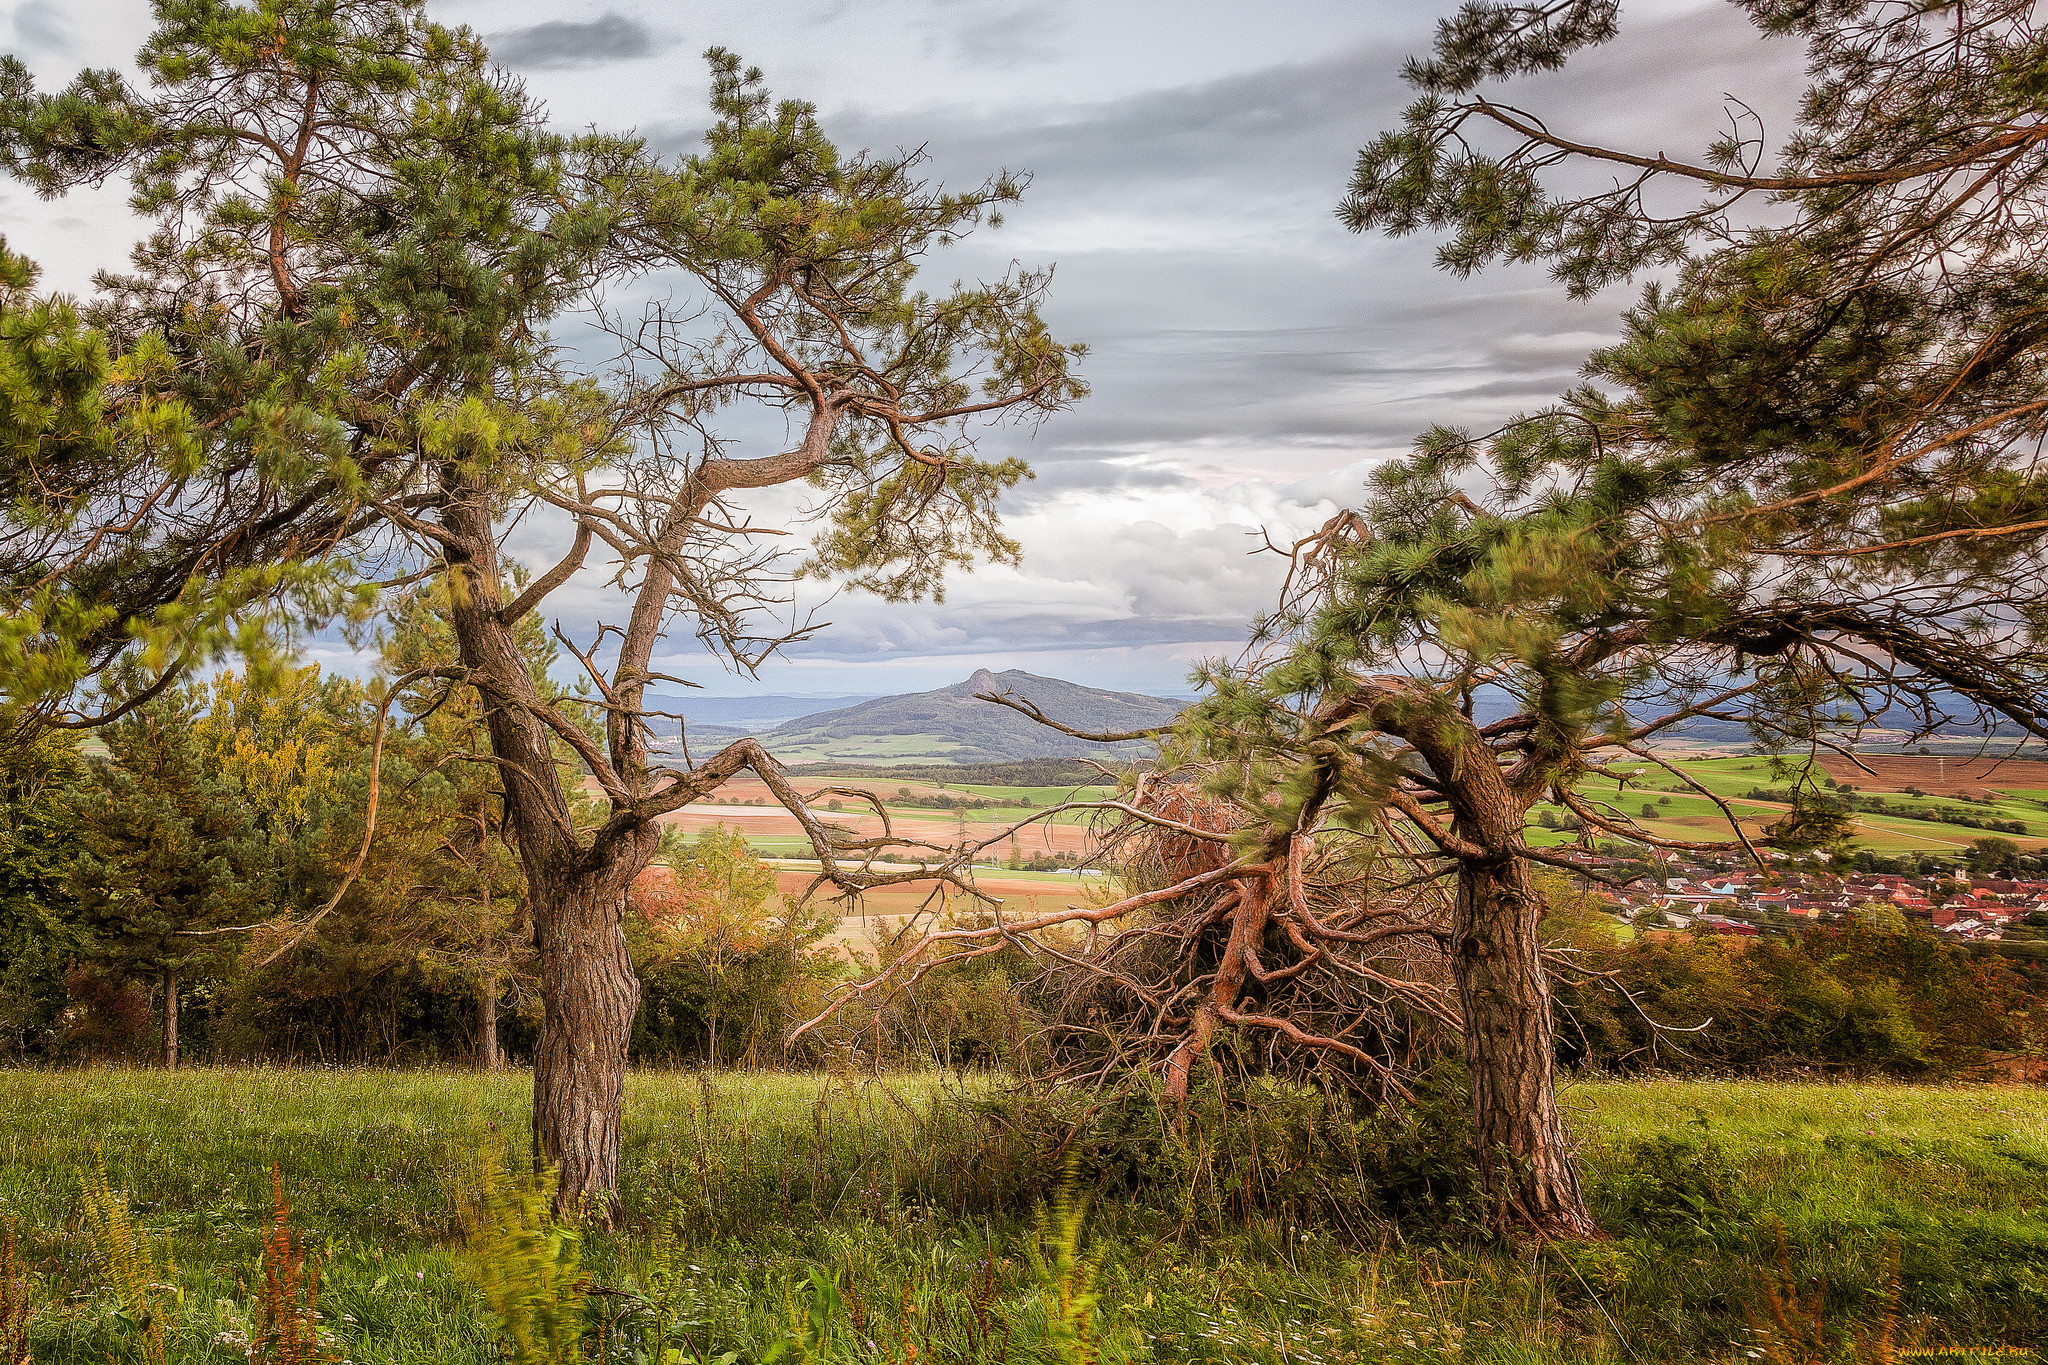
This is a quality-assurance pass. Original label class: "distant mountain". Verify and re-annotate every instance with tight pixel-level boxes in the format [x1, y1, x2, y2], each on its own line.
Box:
[665, 669, 1183, 766]
[645, 692, 881, 740]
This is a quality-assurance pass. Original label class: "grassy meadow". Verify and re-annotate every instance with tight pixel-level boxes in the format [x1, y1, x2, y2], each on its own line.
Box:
[1, 1068, 2045, 1363]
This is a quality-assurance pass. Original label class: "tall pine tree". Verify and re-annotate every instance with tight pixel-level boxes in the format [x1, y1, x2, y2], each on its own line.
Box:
[0, 1, 1080, 1215]
[74, 691, 271, 1067]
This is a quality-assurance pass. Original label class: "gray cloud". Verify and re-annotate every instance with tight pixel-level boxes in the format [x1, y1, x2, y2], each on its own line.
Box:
[518, 6, 1811, 693]
[12, 0, 1806, 697]
[783, 9, 1799, 492]
[12, 0, 72, 56]
[943, 0, 1070, 67]
[488, 13, 669, 71]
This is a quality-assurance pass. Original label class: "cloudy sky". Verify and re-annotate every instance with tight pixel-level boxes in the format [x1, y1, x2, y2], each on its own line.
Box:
[0, 0, 1805, 699]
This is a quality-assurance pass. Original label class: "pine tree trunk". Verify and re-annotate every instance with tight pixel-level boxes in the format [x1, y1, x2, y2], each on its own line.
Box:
[1452, 853, 1597, 1239]
[160, 964, 178, 1070]
[530, 873, 640, 1225]
[478, 976, 501, 1072]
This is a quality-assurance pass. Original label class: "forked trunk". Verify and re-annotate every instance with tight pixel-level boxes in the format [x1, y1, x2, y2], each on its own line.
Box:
[531, 872, 640, 1224]
[160, 964, 178, 1071]
[1453, 854, 1597, 1239]
[478, 976, 501, 1072]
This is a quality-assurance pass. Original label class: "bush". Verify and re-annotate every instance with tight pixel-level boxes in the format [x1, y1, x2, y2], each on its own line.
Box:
[911, 1063, 1484, 1244]
[1586, 919, 2020, 1077]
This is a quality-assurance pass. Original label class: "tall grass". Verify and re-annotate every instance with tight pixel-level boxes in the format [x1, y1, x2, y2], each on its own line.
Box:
[0, 1068, 2043, 1362]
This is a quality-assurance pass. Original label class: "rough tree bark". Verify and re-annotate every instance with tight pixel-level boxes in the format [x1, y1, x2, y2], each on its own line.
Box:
[478, 975, 501, 1072]
[440, 483, 667, 1221]
[529, 866, 645, 1205]
[160, 964, 178, 1071]
[1453, 853, 1595, 1237]
[1345, 682, 1602, 1238]
[433, 420, 868, 1220]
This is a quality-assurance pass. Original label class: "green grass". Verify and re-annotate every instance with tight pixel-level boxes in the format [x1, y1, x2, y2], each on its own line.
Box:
[860, 784, 1120, 826]
[3, 1069, 2046, 1363]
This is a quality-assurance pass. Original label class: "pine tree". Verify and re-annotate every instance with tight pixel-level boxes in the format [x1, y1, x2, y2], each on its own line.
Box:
[0, 732, 87, 1057]
[0, 1, 1080, 1216]
[1193, 0, 2048, 1235]
[881, 0, 2048, 1240]
[73, 692, 272, 1067]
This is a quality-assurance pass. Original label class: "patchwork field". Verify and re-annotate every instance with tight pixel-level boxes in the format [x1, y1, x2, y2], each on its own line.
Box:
[1531, 753, 2048, 854]
[657, 774, 1118, 860]
[1815, 753, 2048, 798]
[768, 866, 1115, 953]
[640, 752, 2048, 863]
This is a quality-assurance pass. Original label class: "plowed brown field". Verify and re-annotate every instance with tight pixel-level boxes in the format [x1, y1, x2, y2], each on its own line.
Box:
[1814, 753, 2048, 798]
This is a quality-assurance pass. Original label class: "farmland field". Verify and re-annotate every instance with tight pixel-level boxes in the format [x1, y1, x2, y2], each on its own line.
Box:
[1527, 753, 2048, 853]
[658, 775, 1119, 860]
[1814, 753, 2048, 798]
[648, 756, 2048, 863]
[771, 866, 1115, 952]
[2, 1068, 2045, 1363]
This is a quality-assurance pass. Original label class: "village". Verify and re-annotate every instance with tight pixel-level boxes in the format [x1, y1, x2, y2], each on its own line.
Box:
[1594, 848, 2048, 942]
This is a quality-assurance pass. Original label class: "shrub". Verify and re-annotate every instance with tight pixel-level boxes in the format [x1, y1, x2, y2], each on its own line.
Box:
[249, 1167, 334, 1365]
[911, 1063, 1484, 1243]
[79, 1154, 170, 1365]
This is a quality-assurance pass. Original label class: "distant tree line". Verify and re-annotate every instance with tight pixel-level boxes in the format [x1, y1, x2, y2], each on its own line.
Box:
[0, 623, 1043, 1071]
[1545, 891, 2042, 1078]
[6, 667, 2036, 1086]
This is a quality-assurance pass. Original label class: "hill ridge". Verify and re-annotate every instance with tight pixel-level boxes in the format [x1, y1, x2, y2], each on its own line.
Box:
[674, 669, 1182, 766]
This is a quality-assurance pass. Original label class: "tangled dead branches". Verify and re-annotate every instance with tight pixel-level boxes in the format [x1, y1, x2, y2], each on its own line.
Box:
[792, 769, 1465, 1109]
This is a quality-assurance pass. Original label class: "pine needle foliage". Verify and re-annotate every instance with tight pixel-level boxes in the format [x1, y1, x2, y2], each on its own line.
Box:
[1031, 1171, 1102, 1365]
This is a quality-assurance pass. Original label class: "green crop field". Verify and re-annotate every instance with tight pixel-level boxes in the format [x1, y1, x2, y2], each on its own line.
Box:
[2, 1069, 2044, 1363]
[1522, 754, 2048, 853]
[857, 786, 1119, 829]
[755, 733, 976, 764]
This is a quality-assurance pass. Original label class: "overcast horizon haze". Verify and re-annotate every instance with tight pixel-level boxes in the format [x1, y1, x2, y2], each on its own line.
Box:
[0, 0, 1806, 699]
